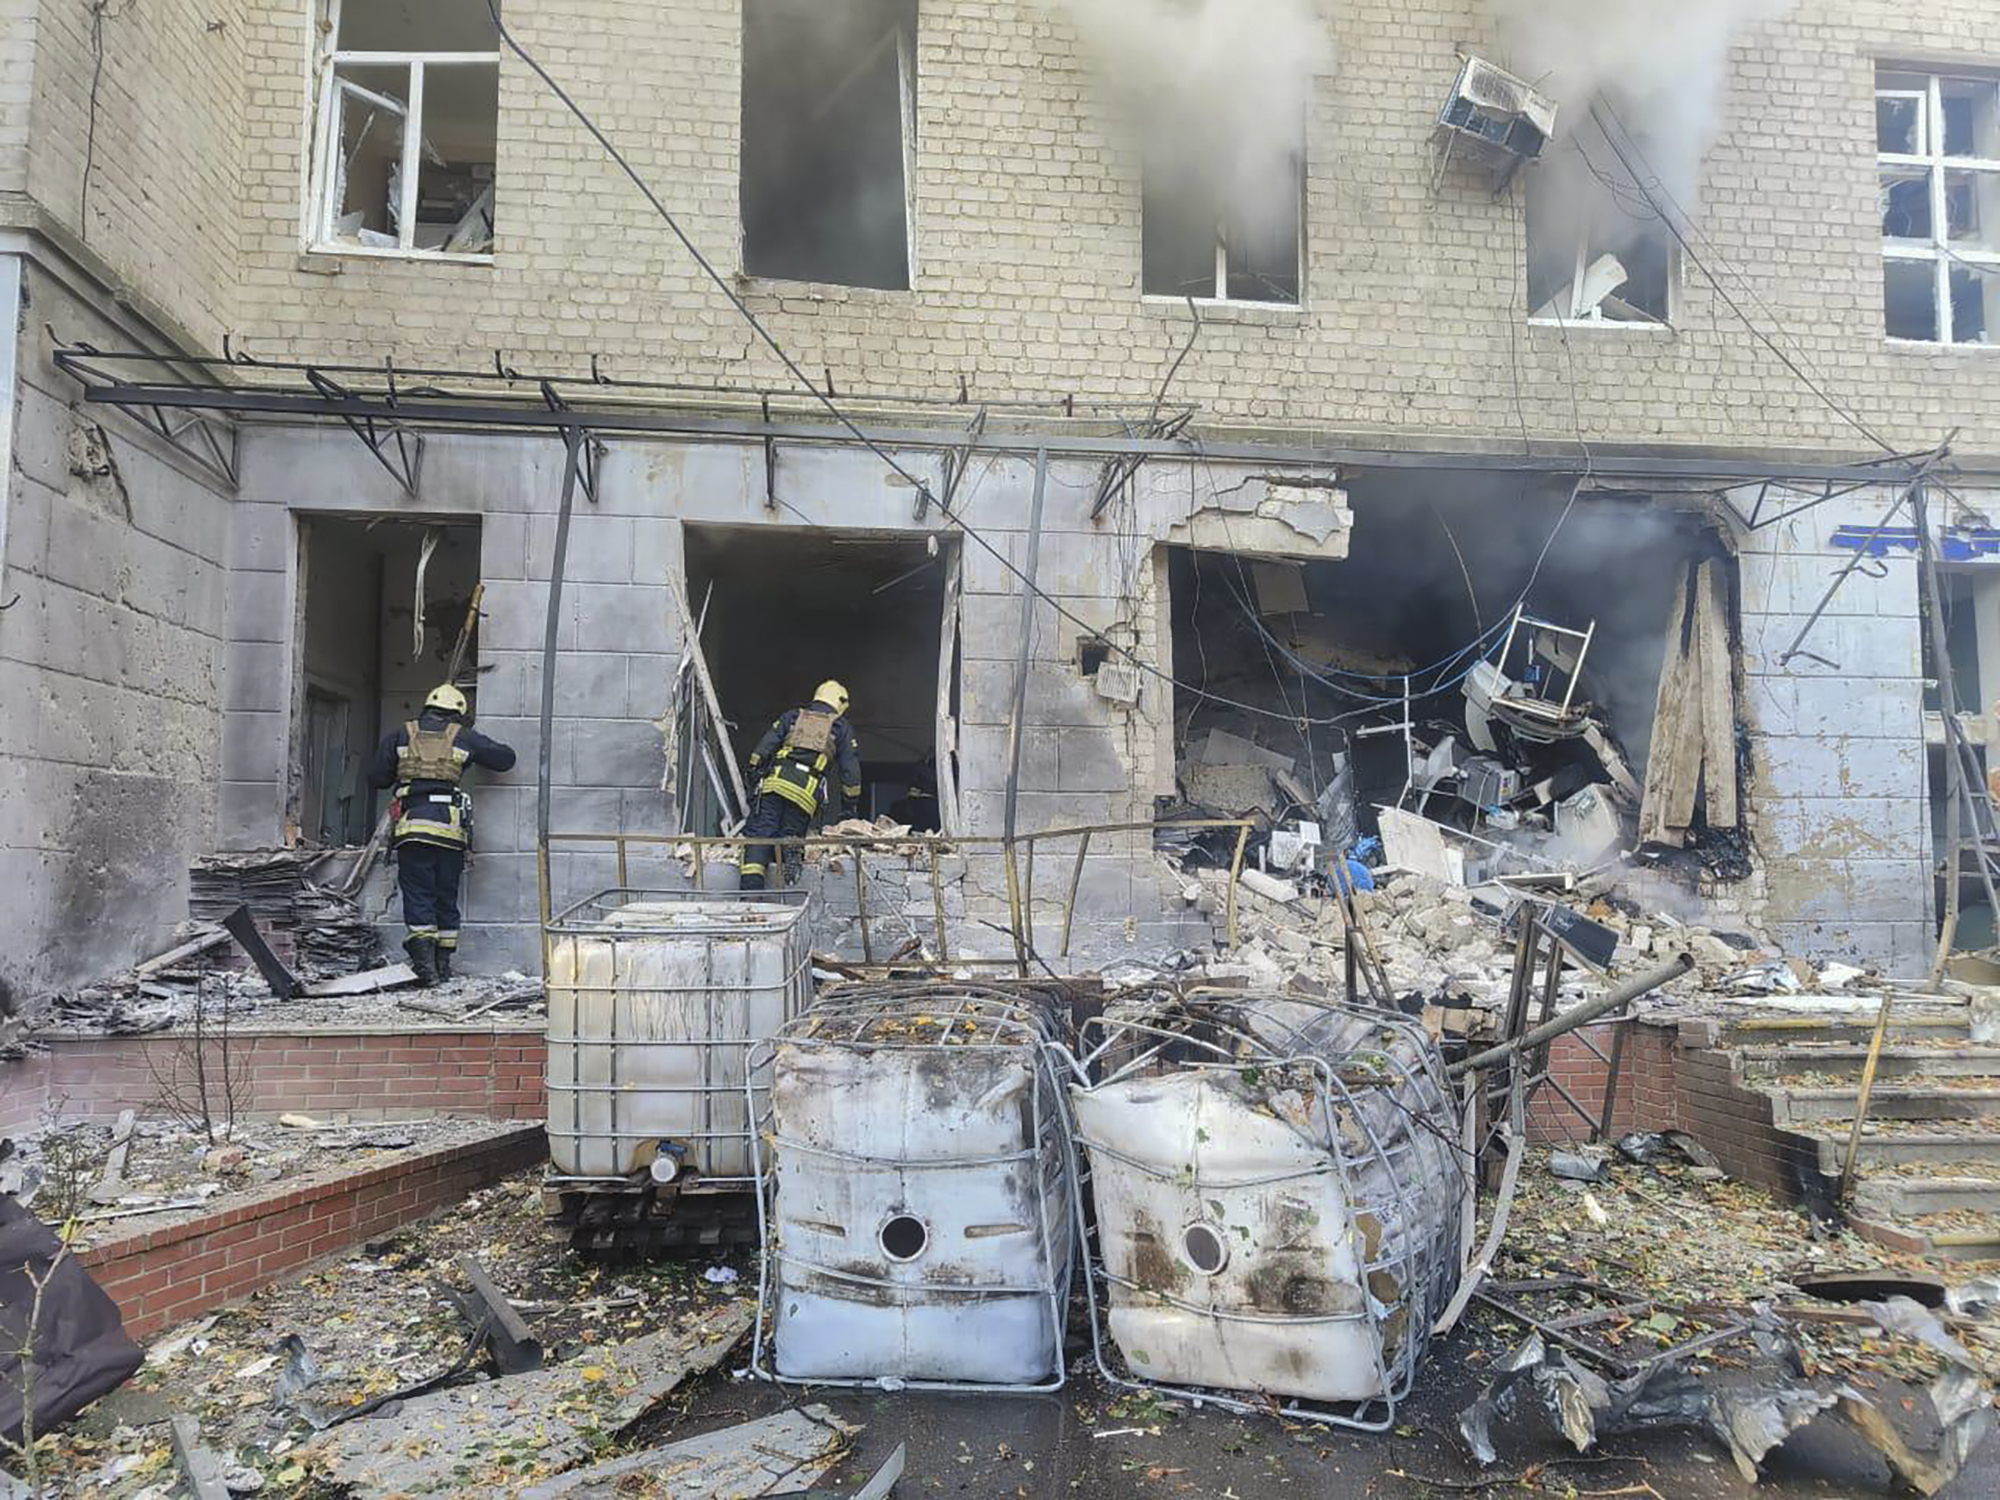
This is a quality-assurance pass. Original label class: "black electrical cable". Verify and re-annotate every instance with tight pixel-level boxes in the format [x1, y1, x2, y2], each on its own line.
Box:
[1583, 102, 1898, 457]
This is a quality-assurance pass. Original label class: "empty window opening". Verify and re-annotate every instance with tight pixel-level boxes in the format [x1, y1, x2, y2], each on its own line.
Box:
[1142, 140, 1302, 304]
[1163, 477, 1731, 884]
[1878, 67, 2000, 345]
[1525, 129, 1673, 326]
[681, 526, 950, 834]
[879, 1213, 929, 1261]
[1078, 636, 1113, 677]
[312, 0, 499, 257]
[295, 516, 482, 846]
[740, 0, 916, 289]
[1926, 567, 2000, 950]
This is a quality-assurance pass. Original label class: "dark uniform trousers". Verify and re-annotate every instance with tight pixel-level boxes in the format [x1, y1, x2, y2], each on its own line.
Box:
[397, 841, 467, 949]
[739, 797, 812, 891]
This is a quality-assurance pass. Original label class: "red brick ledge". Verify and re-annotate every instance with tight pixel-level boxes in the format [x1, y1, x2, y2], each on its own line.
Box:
[0, 1028, 549, 1130]
[80, 1123, 547, 1340]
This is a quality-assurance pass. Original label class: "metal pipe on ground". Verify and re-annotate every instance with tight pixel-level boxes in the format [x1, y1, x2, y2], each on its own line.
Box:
[1446, 952, 1694, 1081]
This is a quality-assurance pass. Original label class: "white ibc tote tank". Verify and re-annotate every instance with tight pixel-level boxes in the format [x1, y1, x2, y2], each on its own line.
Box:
[545, 894, 813, 1187]
[1064, 990, 1463, 1426]
[748, 982, 1075, 1390]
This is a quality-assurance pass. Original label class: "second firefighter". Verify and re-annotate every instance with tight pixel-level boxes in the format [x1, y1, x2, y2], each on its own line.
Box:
[738, 680, 861, 890]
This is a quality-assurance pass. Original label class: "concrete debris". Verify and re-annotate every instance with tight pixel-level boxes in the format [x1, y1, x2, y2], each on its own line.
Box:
[1189, 726, 1298, 774]
[517, 1404, 856, 1499]
[307, 1301, 755, 1497]
[1177, 855, 1860, 1036]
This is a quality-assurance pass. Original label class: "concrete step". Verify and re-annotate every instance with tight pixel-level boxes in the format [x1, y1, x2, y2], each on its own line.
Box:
[1822, 1127, 2000, 1169]
[1856, 1174, 2000, 1217]
[1721, 1011, 1970, 1048]
[1851, 1211, 2000, 1262]
[1776, 1085, 2000, 1125]
[1741, 1044, 2000, 1082]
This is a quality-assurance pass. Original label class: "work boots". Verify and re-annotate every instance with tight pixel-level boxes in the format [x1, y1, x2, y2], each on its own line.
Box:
[404, 934, 438, 988]
[434, 947, 453, 982]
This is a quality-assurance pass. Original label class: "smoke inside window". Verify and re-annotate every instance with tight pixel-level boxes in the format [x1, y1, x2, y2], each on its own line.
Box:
[741, 0, 916, 290]
[1523, 133, 1672, 325]
[1141, 146, 1302, 304]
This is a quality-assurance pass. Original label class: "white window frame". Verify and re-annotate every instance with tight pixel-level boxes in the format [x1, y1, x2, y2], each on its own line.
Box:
[308, 0, 499, 263]
[1878, 69, 2000, 347]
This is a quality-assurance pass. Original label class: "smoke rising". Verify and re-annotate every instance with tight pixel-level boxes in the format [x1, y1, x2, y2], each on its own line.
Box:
[1486, 0, 1792, 210]
[1051, 0, 1333, 252]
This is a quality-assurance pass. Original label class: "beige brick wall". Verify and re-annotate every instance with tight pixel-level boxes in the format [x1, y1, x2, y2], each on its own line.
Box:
[0, 0, 37, 196]
[16, 0, 2000, 457]
[12, 0, 243, 347]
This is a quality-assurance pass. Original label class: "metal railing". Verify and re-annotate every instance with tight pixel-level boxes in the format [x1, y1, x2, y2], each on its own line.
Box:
[536, 817, 1255, 973]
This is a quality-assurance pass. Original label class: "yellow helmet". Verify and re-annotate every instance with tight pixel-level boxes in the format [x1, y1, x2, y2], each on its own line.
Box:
[813, 679, 851, 715]
[424, 683, 469, 717]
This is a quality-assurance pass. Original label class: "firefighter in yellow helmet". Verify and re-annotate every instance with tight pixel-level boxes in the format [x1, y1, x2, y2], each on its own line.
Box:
[738, 680, 861, 891]
[368, 684, 516, 985]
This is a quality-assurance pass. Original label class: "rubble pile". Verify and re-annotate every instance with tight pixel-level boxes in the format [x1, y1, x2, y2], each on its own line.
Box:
[1189, 860, 1899, 1014]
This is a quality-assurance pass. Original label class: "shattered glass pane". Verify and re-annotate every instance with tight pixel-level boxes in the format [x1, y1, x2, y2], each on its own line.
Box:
[1880, 167, 1933, 242]
[1940, 75, 2000, 160]
[1950, 263, 1997, 344]
[411, 63, 498, 253]
[329, 64, 409, 248]
[1884, 258, 1940, 341]
[1877, 92, 1924, 156]
[1944, 167, 2000, 254]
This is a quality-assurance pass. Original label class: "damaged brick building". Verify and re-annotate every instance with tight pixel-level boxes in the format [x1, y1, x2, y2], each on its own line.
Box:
[3, 0, 1999, 992]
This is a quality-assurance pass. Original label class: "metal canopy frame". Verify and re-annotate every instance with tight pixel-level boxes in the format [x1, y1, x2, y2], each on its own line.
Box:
[49, 342, 1956, 487]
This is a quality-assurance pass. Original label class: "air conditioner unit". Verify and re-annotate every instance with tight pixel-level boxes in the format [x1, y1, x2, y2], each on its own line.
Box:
[1437, 56, 1559, 164]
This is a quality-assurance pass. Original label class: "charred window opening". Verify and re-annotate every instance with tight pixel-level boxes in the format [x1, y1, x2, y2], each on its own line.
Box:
[1878, 67, 2000, 346]
[1525, 128, 1673, 326]
[1078, 636, 1113, 677]
[741, 0, 916, 290]
[680, 526, 951, 832]
[1142, 141, 1302, 304]
[295, 516, 482, 847]
[1163, 477, 1736, 886]
[312, 0, 499, 257]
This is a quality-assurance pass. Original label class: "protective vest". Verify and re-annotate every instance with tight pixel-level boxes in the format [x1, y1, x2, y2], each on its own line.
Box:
[758, 707, 837, 815]
[394, 722, 472, 846]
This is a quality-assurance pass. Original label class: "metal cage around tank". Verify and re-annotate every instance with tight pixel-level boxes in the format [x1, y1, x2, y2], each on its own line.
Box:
[1056, 988, 1467, 1431]
[542, 888, 815, 1201]
[747, 980, 1077, 1392]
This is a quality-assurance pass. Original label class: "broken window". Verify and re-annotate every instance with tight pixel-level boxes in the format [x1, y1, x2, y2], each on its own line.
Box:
[1878, 67, 2000, 345]
[1525, 135, 1673, 326]
[680, 526, 954, 832]
[1162, 478, 1727, 884]
[296, 516, 483, 845]
[1141, 143, 1303, 304]
[311, 0, 499, 258]
[740, 0, 916, 290]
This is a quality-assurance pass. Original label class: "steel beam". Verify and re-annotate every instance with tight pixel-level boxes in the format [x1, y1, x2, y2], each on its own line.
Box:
[54, 366, 1947, 486]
